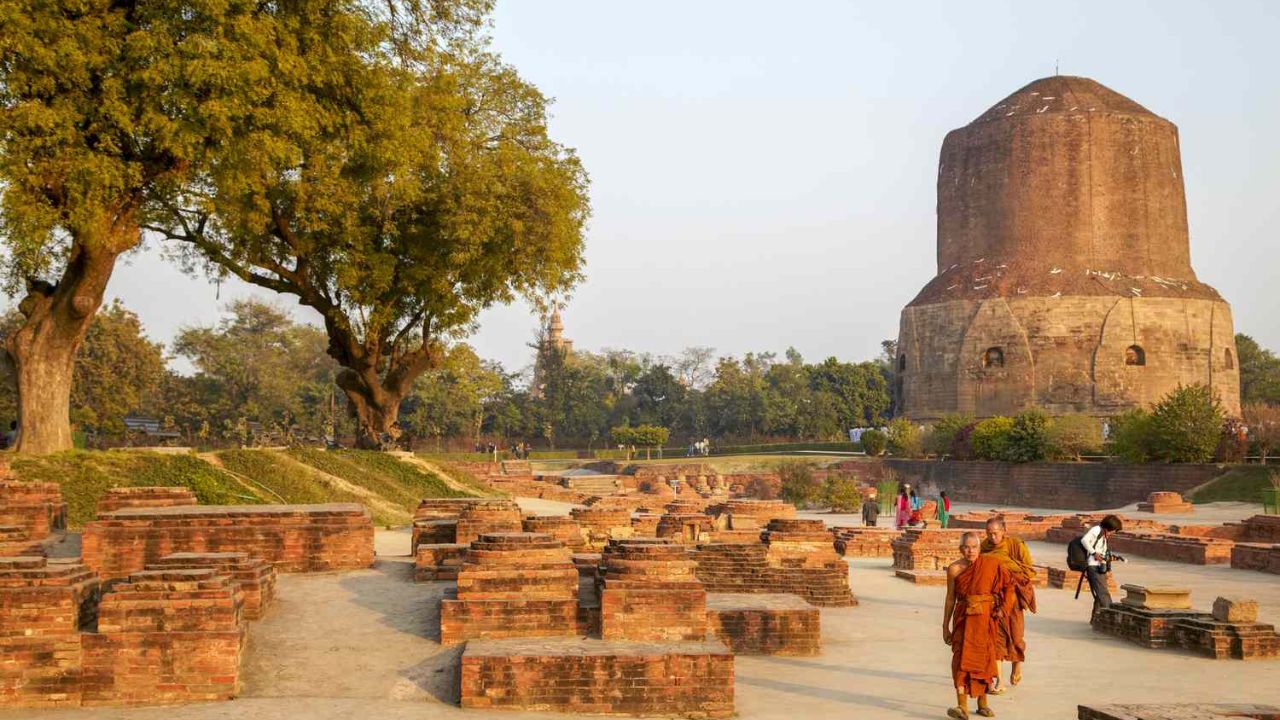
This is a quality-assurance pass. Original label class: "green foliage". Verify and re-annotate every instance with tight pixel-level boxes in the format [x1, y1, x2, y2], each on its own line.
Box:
[926, 414, 973, 457]
[777, 460, 821, 508]
[860, 429, 887, 457]
[822, 472, 861, 513]
[1046, 414, 1103, 460]
[149, 0, 590, 446]
[1107, 409, 1153, 463]
[1147, 384, 1224, 463]
[971, 417, 1015, 461]
[218, 449, 367, 508]
[11, 450, 260, 527]
[1237, 334, 1280, 404]
[886, 418, 923, 458]
[1004, 410, 1051, 463]
[401, 345, 506, 446]
[876, 476, 900, 516]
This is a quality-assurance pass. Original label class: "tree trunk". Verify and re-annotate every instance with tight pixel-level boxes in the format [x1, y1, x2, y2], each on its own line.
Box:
[4, 236, 125, 455]
[337, 369, 407, 450]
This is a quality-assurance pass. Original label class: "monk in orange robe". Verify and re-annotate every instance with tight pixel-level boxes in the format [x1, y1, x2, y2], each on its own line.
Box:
[981, 518, 1037, 688]
[944, 532, 1014, 718]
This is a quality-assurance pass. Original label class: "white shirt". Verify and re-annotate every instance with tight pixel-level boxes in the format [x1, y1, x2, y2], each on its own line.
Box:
[1081, 525, 1108, 567]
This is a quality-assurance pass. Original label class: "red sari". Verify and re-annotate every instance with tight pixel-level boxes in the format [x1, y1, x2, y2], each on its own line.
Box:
[950, 555, 1015, 697]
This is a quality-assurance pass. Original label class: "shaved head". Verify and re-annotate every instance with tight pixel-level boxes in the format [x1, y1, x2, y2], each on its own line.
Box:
[960, 531, 981, 547]
[985, 518, 1006, 530]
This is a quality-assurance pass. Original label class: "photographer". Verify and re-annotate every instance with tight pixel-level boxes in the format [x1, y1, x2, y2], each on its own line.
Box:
[1080, 514, 1123, 609]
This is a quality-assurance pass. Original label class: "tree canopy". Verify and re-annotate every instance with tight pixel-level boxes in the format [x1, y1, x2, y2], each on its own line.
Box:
[146, 0, 590, 447]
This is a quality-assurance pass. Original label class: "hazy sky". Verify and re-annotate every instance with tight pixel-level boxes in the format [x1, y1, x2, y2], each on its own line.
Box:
[70, 0, 1280, 373]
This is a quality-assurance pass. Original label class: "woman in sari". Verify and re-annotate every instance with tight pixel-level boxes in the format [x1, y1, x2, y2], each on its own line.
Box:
[895, 486, 911, 529]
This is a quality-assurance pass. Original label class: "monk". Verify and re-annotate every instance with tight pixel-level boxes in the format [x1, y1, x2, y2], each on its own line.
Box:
[943, 532, 1014, 719]
[981, 517, 1037, 689]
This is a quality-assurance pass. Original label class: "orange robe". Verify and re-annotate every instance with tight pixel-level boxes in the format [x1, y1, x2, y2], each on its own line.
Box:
[981, 536, 1037, 663]
[950, 555, 1015, 697]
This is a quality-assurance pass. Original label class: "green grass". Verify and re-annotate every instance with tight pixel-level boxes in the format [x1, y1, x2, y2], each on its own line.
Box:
[216, 449, 370, 508]
[287, 448, 469, 508]
[1188, 465, 1277, 504]
[10, 450, 262, 527]
[429, 460, 495, 496]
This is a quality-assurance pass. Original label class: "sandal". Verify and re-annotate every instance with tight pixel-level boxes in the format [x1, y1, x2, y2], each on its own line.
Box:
[1010, 668, 1022, 686]
[947, 707, 969, 720]
[976, 708, 995, 717]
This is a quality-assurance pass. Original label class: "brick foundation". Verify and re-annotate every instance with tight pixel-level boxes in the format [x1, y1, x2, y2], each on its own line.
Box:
[522, 515, 585, 551]
[691, 542, 855, 607]
[706, 593, 820, 656]
[657, 513, 715, 544]
[439, 533, 580, 645]
[1231, 543, 1280, 575]
[1109, 532, 1234, 565]
[599, 539, 707, 642]
[947, 511, 1072, 541]
[81, 503, 374, 579]
[455, 501, 523, 545]
[95, 486, 198, 515]
[0, 481, 67, 543]
[1136, 491, 1194, 514]
[81, 569, 245, 705]
[0, 556, 99, 708]
[1091, 585, 1280, 660]
[459, 637, 734, 718]
[833, 527, 898, 558]
[570, 507, 634, 550]
[414, 543, 469, 581]
[146, 552, 276, 620]
[892, 528, 968, 572]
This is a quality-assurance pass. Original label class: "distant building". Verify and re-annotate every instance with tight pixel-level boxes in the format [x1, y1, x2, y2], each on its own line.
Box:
[531, 309, 573, 398]
[896, 76, 1241, 419]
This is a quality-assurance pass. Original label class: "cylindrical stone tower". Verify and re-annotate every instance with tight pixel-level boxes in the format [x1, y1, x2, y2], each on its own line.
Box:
[897, 76, 1240, 419]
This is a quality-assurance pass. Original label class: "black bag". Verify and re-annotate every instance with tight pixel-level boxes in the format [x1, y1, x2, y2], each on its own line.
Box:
[1066, 535, 1089, 572]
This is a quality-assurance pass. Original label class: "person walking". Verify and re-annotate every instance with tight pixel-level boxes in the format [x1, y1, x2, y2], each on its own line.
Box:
[938, 490, 952, 528]
[895, 486, 911, 530]
[943, 532, 1014, 719]
[981, 518, 1037, 690]
[861, 494, 880, 527]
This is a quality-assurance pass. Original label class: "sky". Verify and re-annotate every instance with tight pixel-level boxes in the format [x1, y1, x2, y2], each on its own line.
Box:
[58, 0, 1280, 374]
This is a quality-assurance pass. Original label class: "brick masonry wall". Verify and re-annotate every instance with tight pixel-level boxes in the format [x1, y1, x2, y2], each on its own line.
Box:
[705, 593, 820, 656]
[81, 504, 374, 579]
[460, 637, 734, 718]
[95, 487, 198, 515]
[886, 460, 1228, 510]
[0, 557, 99, 708]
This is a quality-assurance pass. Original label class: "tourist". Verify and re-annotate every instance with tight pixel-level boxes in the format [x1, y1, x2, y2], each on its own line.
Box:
[861, 494, 880, 527]
[910, 488, 922, 512]
[943, 532, 1012, 719]
[981, 518, 1037, 690]
[895, 486, 911, 530]
[1081, 515, 1123, 609]
[938, 490, 951, 528]
[701, 437, 711, 456]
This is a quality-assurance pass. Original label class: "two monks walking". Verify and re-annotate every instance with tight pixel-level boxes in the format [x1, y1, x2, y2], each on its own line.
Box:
[942, 519, 1037, 718]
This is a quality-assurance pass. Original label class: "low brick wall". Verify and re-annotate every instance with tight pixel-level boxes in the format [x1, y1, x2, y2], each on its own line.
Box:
[95, 486, 197, 515]
[1231, 543, 1280, 574]
[0, 481, 68, 542]
[706, 593, 820, 656]
[0, 556, 99, 708]
[460, 637, 734, 718]
[691, 542, 855, 607]
[81, 504, 374, 579]
[886, 460, 1229, 510]
[146, 552, 276, 620]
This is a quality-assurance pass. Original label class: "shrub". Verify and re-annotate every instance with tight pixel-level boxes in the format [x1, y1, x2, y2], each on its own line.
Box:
[1107, 409, 1153, 463]
[875, 474, 900, 516]
[743, 474, 780, 500]
[822, 472, 861, 513]
[777, 460, 821, 508]
[1148, 384, 1224, 463]
[1047, 414, 1103, 460]
[949, 422, 979, 460]
[1244, 402, 1280, 460]
[1004, 409, 1051, 463]
[860, 429, 887, 457]
[886, 418, 923, 458]
[971, 417, 1015, 460]
[925, 414, 973, 457]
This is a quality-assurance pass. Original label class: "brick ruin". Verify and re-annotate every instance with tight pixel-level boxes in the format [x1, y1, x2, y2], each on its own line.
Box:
[0, 483, 375, 709]
[0, 481, 68, 555]
[891, 527, 968, 584]
[81, 503, 374, 579]
[832, 527, 898, 558]
[1092, 585, 1280, 660]
[705, 593, 819, 656]
[948, 510, 1073, 541]
[1137, 491, 1194, 514]
[1044, 514, 1280, 573]
[691, 520, 855, 607]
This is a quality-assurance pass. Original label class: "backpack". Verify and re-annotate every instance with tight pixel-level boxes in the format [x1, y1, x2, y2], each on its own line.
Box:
[1066, 535, 1089, 572]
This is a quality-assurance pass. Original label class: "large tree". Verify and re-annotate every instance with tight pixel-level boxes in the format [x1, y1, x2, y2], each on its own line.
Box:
[149, 0, 589, 448]
[1237, 334, 1280, 405]
[0, 0, 269, 452]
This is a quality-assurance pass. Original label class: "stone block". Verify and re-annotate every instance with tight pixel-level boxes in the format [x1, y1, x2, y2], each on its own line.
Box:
[1120, 584, 1191, 610]
[1211, 596, 1257, 624]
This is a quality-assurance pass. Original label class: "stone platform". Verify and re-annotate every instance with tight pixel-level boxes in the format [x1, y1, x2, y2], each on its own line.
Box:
[1092, 585, 1280, 660]
[1136, 491, 1194, 514]
[81, 503, 374, 579]
[460, 637, 734, 718]
[706, 593, 819, 656]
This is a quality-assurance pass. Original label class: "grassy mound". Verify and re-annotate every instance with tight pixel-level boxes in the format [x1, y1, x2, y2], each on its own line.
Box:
[1188, 465, 1276, 505]
[9, 450, 263, 527]
[9, 448, 486, 528]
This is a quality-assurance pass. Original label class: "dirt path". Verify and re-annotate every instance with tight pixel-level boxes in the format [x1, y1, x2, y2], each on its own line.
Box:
[395, 456, 489, 497]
